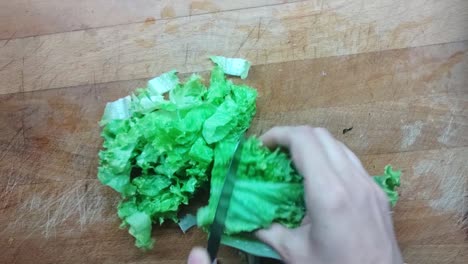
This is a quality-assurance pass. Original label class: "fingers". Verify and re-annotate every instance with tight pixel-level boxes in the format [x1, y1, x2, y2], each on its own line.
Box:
[255, 223, 292, 258]
[256, 223, 312, 262]
[261, 126, 338, 175]
[261, 126, 294, 149]
[261, 126, 378, 216]
[259, 126, 402, 263]
[261, 126, 350, 193]
[188, 247, 211, 264]
[335, 141, 366, 173]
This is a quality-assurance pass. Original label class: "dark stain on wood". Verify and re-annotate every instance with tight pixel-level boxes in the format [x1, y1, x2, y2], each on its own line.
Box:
[134, 38, 156, 48]
[421, 51, 465, 83]
[343, 126, 353, 134]
[144, 17, 156, 26]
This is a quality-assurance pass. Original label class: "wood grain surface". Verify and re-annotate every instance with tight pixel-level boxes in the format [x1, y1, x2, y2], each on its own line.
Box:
[0, 0, 304, 39]
[1, 0, 467, 263]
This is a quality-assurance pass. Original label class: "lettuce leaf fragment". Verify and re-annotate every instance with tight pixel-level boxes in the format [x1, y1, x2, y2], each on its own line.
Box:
[100, 96, 132, 125]
[210, 56, 251, 79]
[373, 165, 401, 207]
[148, 70, 179, 95]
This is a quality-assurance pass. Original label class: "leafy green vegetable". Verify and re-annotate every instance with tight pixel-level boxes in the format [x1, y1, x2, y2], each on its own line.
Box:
[197, 138, 402, 259]
[148, 70, 179, 95]
[222, 235, 280, 259]
[179, 214, 197, 233]
[125, 212, 154, 248]
[98, 56, 257, 249]
[100, 96, 132, 125]
[98, 56, 402, 258]
[373, 165, 401, 206]
[210, 56, 251, 79]
[197, 137, 305, 234]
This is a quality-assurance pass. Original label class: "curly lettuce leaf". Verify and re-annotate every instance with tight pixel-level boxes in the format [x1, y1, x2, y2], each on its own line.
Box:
[125, 212, 154, 249]
[197, 137, 305, 235]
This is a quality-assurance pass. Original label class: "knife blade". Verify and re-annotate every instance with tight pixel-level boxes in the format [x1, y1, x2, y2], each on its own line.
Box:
[207, 136, 245, 262]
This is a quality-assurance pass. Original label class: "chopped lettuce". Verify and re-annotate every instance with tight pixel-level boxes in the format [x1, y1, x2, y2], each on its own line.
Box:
[98, 57, 257, 249]
[373, 165, 401, 207]
[147, 70, 179, 95]
[100, 96, 132, 125]
[210, 56, 251, 79]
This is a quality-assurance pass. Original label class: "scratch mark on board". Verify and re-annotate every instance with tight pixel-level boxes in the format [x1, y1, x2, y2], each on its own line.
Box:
[438, 115, 455, 145]
[0, 59, 13, 72]
[400, 120, 423, 149]
[413, 154, 466, 214]
[0, 172, 19, 211]
[233, 24, 257, 57]
[0, 128, 22, 163]
[184, 44, 189, 66]
[6, 181, 110, 238]
[2, 31, 16, 47]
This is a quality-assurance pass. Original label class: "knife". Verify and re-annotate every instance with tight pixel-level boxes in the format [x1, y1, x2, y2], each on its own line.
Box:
[207, 136, 245, 262]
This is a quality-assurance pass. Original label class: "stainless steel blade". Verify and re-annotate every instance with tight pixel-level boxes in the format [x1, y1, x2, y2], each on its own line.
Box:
[207, 136, 245, 262]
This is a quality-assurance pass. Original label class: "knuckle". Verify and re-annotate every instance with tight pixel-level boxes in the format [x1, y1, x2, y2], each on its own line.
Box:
[269, 126, 284, 134]
[296, 125, 315, 134]
[292, 126, 315, 143]
[314, 127, 334, 139]
[320, 186, 349, 211]
[313, 127, 329, 133]
[295, 126, 331, 138]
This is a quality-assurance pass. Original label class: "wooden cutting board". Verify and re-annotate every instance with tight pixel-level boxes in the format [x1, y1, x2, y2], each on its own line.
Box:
[0, 0, 467, 263]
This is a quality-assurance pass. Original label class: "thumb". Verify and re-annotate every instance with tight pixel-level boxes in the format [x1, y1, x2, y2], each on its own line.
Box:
[255, 223, 293, 258]
[188, 247, 211, 264]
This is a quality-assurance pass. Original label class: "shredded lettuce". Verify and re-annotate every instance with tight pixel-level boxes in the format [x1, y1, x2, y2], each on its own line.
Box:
[98, 56, 257, 249]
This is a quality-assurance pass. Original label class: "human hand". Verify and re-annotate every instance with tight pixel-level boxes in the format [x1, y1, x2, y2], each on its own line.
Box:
[187, 247, 210, 264]
[255, 126, 403, 264]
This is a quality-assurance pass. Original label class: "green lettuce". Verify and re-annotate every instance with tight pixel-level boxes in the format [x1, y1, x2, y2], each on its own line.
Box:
[373, 165, 401, 207]
[210, 56, 251, 79]
[98, 57, 256, 249]
[197, 138, 402, 259]
[197, 137, 305, 234]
